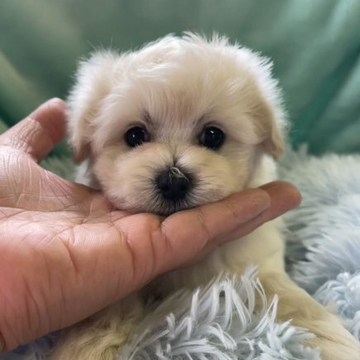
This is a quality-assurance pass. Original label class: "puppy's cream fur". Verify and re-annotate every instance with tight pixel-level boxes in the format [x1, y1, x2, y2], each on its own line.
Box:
[51, 34, 359, 360]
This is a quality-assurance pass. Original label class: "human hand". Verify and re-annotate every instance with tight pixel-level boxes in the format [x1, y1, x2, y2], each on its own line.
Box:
[0, 99, 301, 352]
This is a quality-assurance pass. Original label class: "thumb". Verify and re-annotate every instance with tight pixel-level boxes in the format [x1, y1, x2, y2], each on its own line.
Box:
[0, 98, 67, 162]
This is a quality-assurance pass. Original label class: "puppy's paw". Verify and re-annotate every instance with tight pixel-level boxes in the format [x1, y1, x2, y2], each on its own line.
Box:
[310, 336, 359, 360]
[49, 295, 144, 360]
[260, 272, 359, 360]
[303, 319, 359, 360]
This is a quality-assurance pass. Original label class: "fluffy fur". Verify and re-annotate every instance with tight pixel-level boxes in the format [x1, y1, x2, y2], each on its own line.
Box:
[50, 34, 359, 359]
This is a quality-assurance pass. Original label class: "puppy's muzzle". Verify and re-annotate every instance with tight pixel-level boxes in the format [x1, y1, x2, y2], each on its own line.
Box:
[155, 166, 192, 202]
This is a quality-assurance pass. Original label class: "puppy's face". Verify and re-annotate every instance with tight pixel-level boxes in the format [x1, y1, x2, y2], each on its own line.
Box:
[68, 33, 286, 215]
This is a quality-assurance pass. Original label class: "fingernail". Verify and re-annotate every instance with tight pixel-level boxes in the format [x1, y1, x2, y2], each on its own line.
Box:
[249, 189, 271, 212]
[30, 98, 66, 117]
[263, 181, 302, 209]
[48, 97, 66, 107]
[232, 188, 271, 223]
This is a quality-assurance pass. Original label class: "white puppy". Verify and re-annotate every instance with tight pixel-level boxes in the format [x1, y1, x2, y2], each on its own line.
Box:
[50, 33, 359, 360]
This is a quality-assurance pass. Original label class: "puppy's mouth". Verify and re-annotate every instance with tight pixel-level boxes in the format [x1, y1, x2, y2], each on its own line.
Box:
[155, 198, 194, 216]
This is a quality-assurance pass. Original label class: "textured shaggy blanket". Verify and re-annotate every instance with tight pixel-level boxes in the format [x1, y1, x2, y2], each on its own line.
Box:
[1, 149, 359, 360]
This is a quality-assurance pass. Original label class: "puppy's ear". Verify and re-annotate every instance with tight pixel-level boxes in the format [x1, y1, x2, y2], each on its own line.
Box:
[234, 49, 287, 160]
[67, 51, 118, 162]
[253, 99, 286, 160]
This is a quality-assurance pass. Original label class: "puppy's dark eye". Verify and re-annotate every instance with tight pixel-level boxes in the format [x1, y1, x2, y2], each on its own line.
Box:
[125, 126, 151, 147]
[199, 127, 225, 150]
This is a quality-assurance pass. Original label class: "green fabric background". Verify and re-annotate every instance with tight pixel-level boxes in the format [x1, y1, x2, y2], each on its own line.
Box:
[1, 0, 359, 156]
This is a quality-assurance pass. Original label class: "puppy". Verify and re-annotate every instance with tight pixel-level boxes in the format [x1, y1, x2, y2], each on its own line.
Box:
[50, 33, 359, 360]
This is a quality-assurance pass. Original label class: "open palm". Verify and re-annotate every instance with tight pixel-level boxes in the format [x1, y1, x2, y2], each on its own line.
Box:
[0, 99, 300, 353]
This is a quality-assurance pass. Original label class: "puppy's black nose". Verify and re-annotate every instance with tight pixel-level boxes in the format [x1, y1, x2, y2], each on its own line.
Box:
[155, 167, 192, 201]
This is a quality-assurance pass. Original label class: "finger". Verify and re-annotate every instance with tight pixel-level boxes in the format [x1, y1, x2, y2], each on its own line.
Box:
[159, 187, 271, 271]
[191, 182, 301, 263]
[0, 98, 67, 162]
[159, 182, 301, 271]
[209, 181, 301, 246]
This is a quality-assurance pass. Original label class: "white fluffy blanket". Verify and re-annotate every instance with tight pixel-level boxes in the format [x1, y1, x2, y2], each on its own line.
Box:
[1, 149, 359, 360]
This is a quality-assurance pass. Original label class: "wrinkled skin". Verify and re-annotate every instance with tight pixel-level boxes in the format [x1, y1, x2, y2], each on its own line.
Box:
[0, 99, 301, 353]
